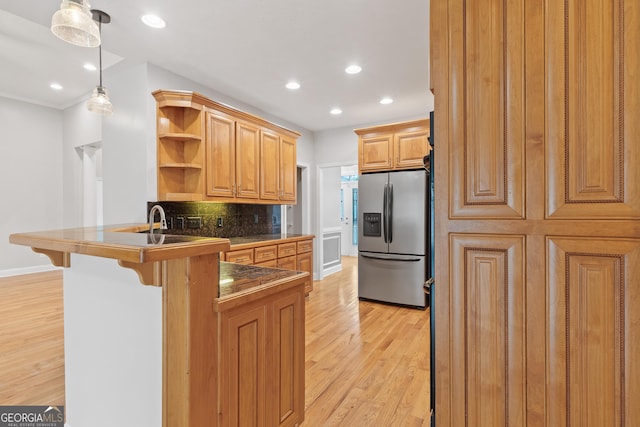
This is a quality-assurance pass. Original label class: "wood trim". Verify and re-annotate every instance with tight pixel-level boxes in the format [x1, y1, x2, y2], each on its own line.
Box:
[153, 90, 301, 139]
[162, 254, 220, 427]
[354, 118, 429, 136]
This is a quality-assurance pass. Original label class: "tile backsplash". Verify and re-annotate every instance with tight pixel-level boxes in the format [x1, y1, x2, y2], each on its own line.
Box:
[146, 202, 281, 237]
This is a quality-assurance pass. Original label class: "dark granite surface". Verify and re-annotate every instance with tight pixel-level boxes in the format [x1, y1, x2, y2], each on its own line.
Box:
[147, 201, 281, 237]
[219, 261, 305, 298]
[9, 224, 230, 264]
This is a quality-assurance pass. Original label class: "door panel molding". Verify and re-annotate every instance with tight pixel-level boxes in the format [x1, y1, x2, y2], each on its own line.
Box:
[547, 0, 640, 218]
[449, 0, 525, 219]
[450, 234, 526, 426]
[547, 237, 640, 426]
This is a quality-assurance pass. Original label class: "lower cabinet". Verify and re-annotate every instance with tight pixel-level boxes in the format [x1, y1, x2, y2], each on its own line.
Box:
[217, 282, 305, 427]
[225, 237, 315, 295]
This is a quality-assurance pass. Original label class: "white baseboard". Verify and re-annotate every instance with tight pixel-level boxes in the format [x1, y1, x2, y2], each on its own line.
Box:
[0, 264, 62, 278]
[322, 263, 343, 278]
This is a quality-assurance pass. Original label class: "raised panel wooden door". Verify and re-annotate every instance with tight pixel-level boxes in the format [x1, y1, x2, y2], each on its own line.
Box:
[236, 121, 260, 200]
[205, 110, 235, 198]
[269, 288, 304, 427]
[260, 130, 280, 201]
[219, 304, 267, 427]
[359, 134, 393, 173]
[296, 250, 313, 294]
[431, 0, 640, 426]
[394, 129, 429, 170]
[279, 137, 297, 202]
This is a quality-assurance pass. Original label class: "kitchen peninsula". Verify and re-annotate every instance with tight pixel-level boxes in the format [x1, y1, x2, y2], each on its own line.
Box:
[9, 224, 307, 427]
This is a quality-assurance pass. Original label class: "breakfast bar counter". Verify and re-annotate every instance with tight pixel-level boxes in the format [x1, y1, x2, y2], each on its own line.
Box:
[9, 225, 307, 427]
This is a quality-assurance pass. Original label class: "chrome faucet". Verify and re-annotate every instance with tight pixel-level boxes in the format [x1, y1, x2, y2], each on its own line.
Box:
[149, 205, 168, 233]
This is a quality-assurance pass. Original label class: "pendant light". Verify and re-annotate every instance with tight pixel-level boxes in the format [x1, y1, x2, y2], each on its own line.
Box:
[51, 0, 101, 48]
[86, 10, 113, 116]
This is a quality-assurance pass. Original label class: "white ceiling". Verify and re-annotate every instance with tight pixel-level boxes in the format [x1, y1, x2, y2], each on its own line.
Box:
[0, 0, 431, 132]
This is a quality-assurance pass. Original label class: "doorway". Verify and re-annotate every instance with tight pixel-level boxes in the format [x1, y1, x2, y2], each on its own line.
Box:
[316, 161, 358, 279]
[79, 142, 104, 227]
[340, 166, 358, 257]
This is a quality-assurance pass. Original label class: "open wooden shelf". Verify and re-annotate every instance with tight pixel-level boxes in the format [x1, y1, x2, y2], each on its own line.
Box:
[158, 133, 202, 142]
[159, 163, 203, 170]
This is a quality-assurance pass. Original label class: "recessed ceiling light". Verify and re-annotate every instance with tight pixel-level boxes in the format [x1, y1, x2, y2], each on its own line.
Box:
[345, 64, 362, 74]
[380, 97, 394, 105]
[285, 81, 301, 90]
[50, 83, 63, 91]
[141, 14, 166, 29]
[330, 108, 342, 115]
[83, 63, 97, 71]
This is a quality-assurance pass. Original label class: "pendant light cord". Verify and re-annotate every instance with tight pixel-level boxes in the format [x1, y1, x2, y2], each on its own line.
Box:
[98, 17, 103, 87]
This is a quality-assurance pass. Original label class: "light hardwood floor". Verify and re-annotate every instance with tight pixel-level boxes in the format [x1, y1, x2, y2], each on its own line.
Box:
[0, 257, 430, 425]
[0, 270, 65, 406]
[304, 256, 430, 426]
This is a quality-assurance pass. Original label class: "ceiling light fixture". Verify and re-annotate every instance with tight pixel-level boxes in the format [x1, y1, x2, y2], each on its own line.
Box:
[83, 63, 97, 71]
[50, 83, 63, 91]
[141, 14, 166, 29]
[86, 10, 113, 116]
[345, 64, 362, 74]
[330, 108, 342, 115]
[51, 0, 101, 47]
[285, 81, 301, 90]
[380, 97, 394, 105]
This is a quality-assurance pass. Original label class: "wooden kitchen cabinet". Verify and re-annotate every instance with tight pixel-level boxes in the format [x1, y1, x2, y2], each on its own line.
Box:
[154, 91, 206, 201]
[431, 0, 640, 426]
[356, 119, 430, 174]
[254, 244, 277, 264]
[277, 242, 297, 258]
[224, 248, 254, 265]
[279, 136, 297, 202]
[260, 131, 297, 202]
[234, 121, 261, 200]
[205, 110, 235, 198]
[296, 251, 312, 294]
[217, 277, 305, 427]
[206, 111, 260, 201]
[153, 90, 300, 204]
[277, 255, 296, 271]
[224, 236, 315, 294]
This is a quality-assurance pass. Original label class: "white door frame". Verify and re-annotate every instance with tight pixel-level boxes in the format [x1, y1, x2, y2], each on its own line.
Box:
[316, 160, 358, 280]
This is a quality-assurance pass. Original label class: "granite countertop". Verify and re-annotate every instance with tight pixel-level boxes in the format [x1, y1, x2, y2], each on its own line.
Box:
[9, 224, 231, 264]
[218, 261, 307, 298]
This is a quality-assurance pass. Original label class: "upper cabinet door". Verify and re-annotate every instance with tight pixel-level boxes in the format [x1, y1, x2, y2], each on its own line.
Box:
[235, 121, 260, 200]
[394, 128, 429, 170]
[279, 137, 297, 202]
[260, 130, 280, 201]
[359, 134, 393, 173]
[205, 110, 235, 198]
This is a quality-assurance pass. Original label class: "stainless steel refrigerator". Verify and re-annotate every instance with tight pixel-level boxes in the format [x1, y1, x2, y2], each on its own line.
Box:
[358, 169, 428, 309]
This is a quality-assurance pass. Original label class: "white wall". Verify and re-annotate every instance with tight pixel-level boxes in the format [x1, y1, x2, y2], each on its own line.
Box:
[100, 62, 151, 224]
[0, 97, 64, 273]
[62, 100, 102, 228]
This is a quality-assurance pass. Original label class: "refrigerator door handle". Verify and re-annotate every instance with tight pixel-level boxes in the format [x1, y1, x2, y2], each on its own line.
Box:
[383, 183, 389, 243]
[360, 253, 422, 262]
[424, 277, 434, 294]
[388, 183, 393, 243]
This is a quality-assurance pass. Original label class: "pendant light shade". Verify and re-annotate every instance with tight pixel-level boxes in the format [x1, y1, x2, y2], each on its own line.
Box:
[87, 86, 113, 115]
[86, 9, 113, 116]
[51, 0, 101, 47]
